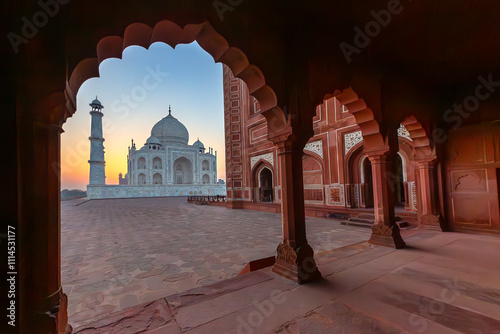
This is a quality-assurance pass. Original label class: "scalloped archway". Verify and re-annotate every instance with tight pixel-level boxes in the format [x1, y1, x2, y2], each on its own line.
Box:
[329, 87, 386, 152]
[401, 114, 435, 160]
[62, 20, 281, 128]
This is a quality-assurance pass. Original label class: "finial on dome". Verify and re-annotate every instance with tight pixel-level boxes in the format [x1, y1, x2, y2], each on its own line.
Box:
[169, 105, 171, 115]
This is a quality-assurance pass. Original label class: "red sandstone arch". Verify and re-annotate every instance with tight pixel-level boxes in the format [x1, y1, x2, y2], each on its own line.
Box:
[328, 87, 386, 152]
[400, 115, 435, 160]
[345, 143, 365, 184]
[302, 153, 325, 186]
[63, 21, 281, 127]
[251, 160, 275, 185]
[251, 161, 275, 202]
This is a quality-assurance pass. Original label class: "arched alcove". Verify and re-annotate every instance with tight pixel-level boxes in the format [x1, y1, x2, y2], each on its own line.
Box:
[173, 156, 193, 184]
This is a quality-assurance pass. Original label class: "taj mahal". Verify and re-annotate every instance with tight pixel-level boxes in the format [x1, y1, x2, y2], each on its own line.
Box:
[86, 98, 226, 199]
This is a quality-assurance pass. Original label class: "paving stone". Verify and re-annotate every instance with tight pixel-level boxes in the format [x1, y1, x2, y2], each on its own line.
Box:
[61, 197, 370, 325]
[164, 272, 193, 282]
[73, 299, 173, 334]
[70, 305, 117, 323]
[197, 272, 228, 286]
[119, 294, 139, 310]
[135, 268, 166, 279]
[81, 291, 104, 309]
[147, 276, 165, 290]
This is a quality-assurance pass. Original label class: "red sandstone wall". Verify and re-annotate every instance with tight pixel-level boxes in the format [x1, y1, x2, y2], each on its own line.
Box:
[446, 122, 500, 231]
[223, 64, 250, 205]
[224, 71, 420, 218]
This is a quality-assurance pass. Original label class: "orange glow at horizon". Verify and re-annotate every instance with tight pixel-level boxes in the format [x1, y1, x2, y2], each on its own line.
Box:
[61, 42, 226, 191]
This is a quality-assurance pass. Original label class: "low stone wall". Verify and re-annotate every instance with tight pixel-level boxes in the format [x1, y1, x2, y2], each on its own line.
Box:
[87, 184, 227, 200]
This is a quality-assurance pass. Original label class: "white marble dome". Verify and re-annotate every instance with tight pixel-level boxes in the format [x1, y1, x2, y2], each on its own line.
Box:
[193, 139, 205, 149]
[146, 136, 161, 144]
[151, 110, 189, 146]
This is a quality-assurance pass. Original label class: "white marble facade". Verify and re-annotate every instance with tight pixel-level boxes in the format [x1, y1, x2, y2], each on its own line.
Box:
[87, 184, 226, 200]
[87, 105, 225, 199]
[126, 107, 218, 186]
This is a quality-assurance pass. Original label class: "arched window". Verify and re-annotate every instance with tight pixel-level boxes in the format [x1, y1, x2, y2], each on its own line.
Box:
[153, 157, 162, 169]
[138, 173, 146, 185]
[202, 174, 210, 184]
[137, 157, 146, 169]
[153, 173, 162, 185]
[202, 160, 210, 171]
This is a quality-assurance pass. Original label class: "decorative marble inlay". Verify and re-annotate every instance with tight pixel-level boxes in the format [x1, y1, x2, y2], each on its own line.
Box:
[408, 181, 417, 210]
[398, 124, 413, 141]
[345, 125, 413, 155]
[250, 152, 274, 170]
[304, 140, 323, 158]
[275, 186, 281, 203]
[344, 131, 363, 155]
[353, 184, 360, 208]
[326, 184, 345, 206]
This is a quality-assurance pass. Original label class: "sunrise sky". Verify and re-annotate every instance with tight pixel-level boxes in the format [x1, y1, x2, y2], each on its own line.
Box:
[61, 42, 225, 190]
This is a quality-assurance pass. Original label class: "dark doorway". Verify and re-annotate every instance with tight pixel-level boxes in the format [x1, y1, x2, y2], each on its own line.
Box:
[362, 157, 374, 208]
[394, 154, 406, 206]
[259, 168, 273, 202]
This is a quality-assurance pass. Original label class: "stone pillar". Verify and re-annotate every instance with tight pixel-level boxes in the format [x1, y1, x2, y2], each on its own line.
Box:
[272, 139, 321, 284]
[417, 159, 442, 230]
[367, 153, 406, 249]
[18, 116, 70, 333]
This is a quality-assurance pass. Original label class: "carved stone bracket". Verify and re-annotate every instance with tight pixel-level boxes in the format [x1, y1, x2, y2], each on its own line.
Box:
[276, 239, 298, 264]
[369, 223, 406, 249]
[273, 239, 321, 284]
[420, 214, 444, 231]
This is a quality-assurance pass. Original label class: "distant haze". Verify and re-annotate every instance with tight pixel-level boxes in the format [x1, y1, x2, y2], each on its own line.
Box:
[61, 42, 225, 190]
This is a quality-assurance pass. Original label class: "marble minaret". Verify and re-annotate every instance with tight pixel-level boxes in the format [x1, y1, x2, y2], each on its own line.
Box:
[88, 97, 106, 185]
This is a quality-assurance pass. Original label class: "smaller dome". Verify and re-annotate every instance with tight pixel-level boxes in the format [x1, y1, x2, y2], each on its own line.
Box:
[193, 139, 205, 149]
[90, 96, 103, 108]
[146, 136, 161, 145]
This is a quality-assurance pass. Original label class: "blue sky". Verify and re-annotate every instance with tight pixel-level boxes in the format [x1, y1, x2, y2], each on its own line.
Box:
[61, 41, 225, 190]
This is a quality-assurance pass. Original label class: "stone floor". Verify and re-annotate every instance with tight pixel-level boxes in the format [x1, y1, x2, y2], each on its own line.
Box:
[61, 197, 371, 328]
[70, 226, 500, 334]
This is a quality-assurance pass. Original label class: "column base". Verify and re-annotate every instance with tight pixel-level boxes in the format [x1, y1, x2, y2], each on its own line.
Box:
[419, 214, 443, 231]
[272, 240, 321, 284]
[369, 223, 406, 249]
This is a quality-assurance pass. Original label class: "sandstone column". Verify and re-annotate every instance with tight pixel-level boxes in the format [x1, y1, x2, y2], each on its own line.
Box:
[417, 159, 442, 230]
[271, 138, 321, 283]
[367, 152, 406, 249]
[18, 112, 70, 333]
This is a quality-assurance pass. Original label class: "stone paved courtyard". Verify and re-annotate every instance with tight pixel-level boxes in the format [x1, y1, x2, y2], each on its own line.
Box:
[61, 197, 371, 327]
